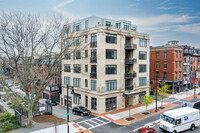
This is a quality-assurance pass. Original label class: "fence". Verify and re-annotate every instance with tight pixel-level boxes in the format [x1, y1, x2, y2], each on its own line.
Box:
[14, 102, 52, 126]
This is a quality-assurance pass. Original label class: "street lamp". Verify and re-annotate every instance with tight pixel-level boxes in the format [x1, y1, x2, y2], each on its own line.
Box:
[66, 84, 75, 133]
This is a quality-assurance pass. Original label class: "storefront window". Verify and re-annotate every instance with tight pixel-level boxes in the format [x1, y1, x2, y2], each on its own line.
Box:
[105, 97, 117, 112]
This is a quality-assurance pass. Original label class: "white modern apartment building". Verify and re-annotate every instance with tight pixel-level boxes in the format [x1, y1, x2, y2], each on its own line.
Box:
[60, 16, 150, 114]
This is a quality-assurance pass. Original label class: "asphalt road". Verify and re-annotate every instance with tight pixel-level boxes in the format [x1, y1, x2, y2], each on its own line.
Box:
[154, 124, 200, 133]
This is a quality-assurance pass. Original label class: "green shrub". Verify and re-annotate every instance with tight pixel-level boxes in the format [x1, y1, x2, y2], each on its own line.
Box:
[0, 111, 20, 133]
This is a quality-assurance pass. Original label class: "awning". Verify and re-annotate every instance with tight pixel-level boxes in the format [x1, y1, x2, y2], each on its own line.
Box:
[123, 91, 146, 96]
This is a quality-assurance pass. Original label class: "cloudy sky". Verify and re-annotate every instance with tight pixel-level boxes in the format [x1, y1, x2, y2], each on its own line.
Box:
[1, 0, 200, 47]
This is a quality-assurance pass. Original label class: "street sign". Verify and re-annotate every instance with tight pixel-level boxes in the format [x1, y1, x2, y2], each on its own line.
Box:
[60, 113, 72, 117]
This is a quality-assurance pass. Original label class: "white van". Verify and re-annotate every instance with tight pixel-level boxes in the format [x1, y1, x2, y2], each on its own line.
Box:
[159, 107, 200, 133]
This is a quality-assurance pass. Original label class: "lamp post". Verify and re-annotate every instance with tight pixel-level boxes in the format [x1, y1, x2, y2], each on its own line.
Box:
[66, 84, 74, 133]
[153, 61, 158, 112]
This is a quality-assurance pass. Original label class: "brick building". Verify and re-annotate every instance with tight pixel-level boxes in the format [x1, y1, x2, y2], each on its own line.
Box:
[150, 41, 200, 94]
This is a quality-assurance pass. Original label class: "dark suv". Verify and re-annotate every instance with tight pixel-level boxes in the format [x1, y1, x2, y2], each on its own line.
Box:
[182, 98, 200, 109]
[72, 106, 90, 116]
[45, 99, 57, 106]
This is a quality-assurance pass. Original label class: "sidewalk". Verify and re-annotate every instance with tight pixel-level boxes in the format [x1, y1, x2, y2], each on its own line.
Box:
[91, 88, 200, 125]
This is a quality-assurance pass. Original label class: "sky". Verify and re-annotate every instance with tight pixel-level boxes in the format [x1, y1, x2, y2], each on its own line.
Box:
[1, 0, 200, 47]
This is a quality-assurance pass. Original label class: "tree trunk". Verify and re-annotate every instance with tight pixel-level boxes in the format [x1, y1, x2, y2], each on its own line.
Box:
[27, 106, 34, 128]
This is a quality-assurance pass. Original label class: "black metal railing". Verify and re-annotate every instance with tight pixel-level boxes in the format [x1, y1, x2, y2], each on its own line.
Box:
[125, 85, 133, 90]
[125, 44, 137, 50]
[90, 57, 97, 63]
[125, 73, 136, 79]
[125, 58, 137, 64]
[90, 73, 97, 78]
[91, 41, 97, 47]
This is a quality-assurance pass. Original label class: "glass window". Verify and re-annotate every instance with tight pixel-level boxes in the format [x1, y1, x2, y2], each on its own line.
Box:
[74, 37, 80, 46]
[85, 50, 88, 58]
[105, 65, 117, 74]
[85, 65, 88, 73]
[85, 35, 88, 43]
[164, 52, 167, 58]
[116, 23, 121, 29]
[175, 72, 178, 79]
[156, 71, 159, 79]
[91, 97, 97, 110]
[105, 97, 117, 112]
[73, 50, 81, 59]
[64, 64, 70, 72]
[179, 51, 181, 58]
[139, 51, 147, 60]
[85, 79, 88, 87]
[156, 62, 159, 68]
[76, 24, 80, 31]
[85, 20, 88, 29]
[179, 71, 181, 79]
[74, 93, 81, 104]
[106, 49, 117, 59]
[198, 65, 200, 70]
[198, 58, 200, 62]
[91, 33, 97, 47]
[85, 96, 88, 107]
[139, 77, 147, 86]
[106, 80, 117, 91]
[156, 52, 159, 59]
[179, 62, 181, 68]
[64, 53, 71, 60]
[106, 33, 117, 44]
[105, 21, 111, 27]
[139, 39, 147, 47]
[164, 62, 167, 68]
[164, 72, 167, 79]
[64, 39, 71, 47]
[139, 64, 146, 73]
[176, 61, 178, 68]
[73, 78, 81, 87]
[64, 76, 70, 85]
[124, 23, 130, 30]
[74, 64, 81, 73]
[176, 51, 178, 58]
[91, 80, 97, 90]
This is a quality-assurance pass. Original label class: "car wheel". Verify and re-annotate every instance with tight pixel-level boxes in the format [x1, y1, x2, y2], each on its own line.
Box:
[72, 111, 76, 115]
[81, 113, 84, 117]
[172, 130, 177, 133]
[191, 124, 195, 131]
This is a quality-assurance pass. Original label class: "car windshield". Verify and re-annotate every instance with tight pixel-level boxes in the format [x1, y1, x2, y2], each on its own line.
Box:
[79, 106, 87, 111]
[162, 115, 175, 125]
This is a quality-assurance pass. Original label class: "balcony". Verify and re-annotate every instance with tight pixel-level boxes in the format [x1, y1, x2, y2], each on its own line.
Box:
[90, 73, 97, 79]
[125, 58, 137, 64]
[125, 72, 136, 79]
[125, 85, 133, 91]
[90, 42, 97, 47]
[90, 57, 97, 63]
[125, 44, 137, 50]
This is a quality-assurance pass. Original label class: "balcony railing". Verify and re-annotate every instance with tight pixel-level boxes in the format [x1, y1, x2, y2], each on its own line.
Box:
[125, 85, 133, 90]
[125, 72, 136, 79]
[90, 57, 97, 63]
[90, 73, 97, 79]
[90, 41, 97, 47]
[125, 44, 137, 50]
[125, 58, 137, 64]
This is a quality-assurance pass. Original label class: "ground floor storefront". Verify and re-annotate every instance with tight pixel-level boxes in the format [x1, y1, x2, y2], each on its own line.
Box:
[60, 88, 148, 114]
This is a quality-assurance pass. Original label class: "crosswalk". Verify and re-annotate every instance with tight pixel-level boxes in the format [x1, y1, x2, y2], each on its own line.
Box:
[77, 116, 111, 130]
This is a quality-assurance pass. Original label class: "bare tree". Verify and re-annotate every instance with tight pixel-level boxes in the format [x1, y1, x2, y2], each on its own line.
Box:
[0, 12, 74, 127]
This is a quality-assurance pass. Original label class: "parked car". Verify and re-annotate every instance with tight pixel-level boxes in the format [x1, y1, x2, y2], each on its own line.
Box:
[133, 128, 157, 133]
[72, 106, 90, 116]
[182, 98, 200, 110]
[45, 99, 57, 106]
